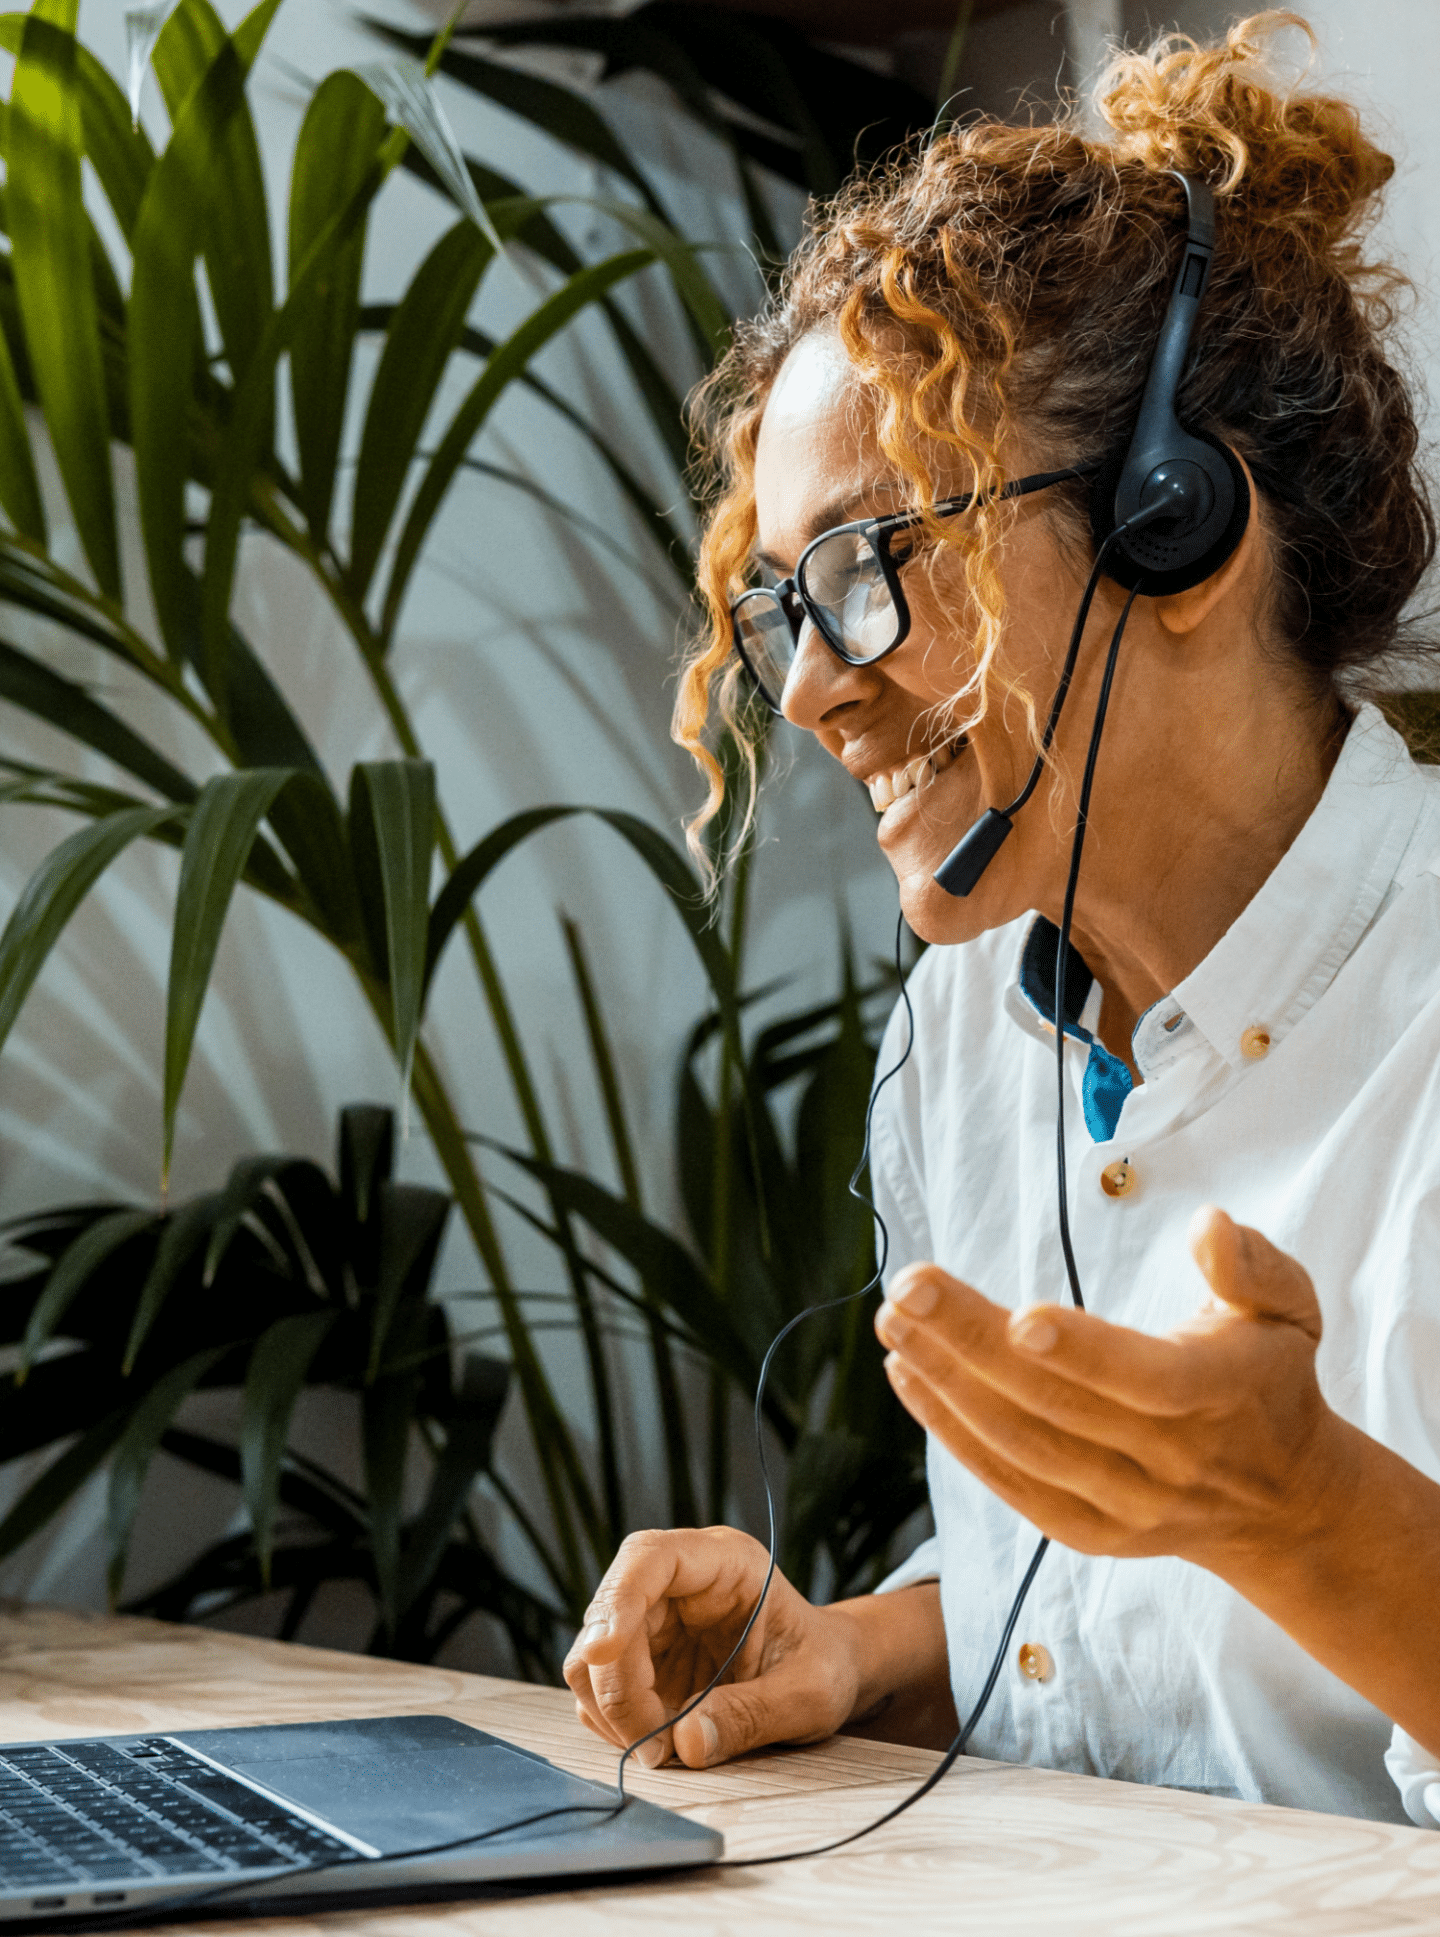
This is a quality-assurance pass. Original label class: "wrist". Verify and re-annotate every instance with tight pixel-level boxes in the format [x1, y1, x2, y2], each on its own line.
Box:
[822, 1581, 950, 1730]
[1203, 1417, 1440, 1758]
[1211, 1410, 1371, 1607]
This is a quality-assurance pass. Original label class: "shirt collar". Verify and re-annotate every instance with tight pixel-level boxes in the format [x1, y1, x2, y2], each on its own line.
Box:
[1002, 704, 1430, 1078]
[1160, 704, 1428, 1072]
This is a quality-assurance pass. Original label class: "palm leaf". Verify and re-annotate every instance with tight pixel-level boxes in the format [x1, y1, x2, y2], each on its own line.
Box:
[367, 1183, 450, 1384]
[350, 761, 436, 1096]
[393, 146, 693, 479]
[480, 1139, 777, 1422]
[288, 71, 388, 546]
[0, 1404, 132, 1567]
[121, 1192, 223, 1374]
[397, 1353, 509, 1619]
[152, 0, 276, 386]
[379, 246, 659, 644]
[106, 1344, 230, 1603]
[17, 1209, 157, 1378]
[367, 23, 670, 224]
[0, 15, 156, 243]
[0, 804, 178, 1059]
[241, 1309, 337, 1584]
[162, 769, 292, 1185]
[0, 318, 43, 547]
[197, 109, 402, 697]
[128, 0, 283, 662]
[348, 220, 495, 602]
[363, 1356, 421, 1639]
[428, 805, 745, 1100]
[0, 638, 196, 803]
[8, 2, 118, 591]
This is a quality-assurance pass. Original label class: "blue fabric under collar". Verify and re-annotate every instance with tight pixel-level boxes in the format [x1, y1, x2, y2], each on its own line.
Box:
[1018, 919, 1133, 1143]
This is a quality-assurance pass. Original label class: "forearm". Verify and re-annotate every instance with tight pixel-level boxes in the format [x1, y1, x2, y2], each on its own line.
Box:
[824, 1581, 958, 1750]
[1220, 1420, 1440, 1761]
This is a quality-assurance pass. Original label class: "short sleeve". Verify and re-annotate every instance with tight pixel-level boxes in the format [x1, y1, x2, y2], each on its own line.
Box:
[1385, 1727, 1440, 1828]
[875, 1534, 940, 1593]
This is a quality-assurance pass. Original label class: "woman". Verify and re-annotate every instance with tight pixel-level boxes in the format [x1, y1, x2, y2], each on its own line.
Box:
[565, 12, 1440, 1825]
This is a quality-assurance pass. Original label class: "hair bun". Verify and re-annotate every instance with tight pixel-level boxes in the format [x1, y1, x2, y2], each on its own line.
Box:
[1097, 10, 1394, 254]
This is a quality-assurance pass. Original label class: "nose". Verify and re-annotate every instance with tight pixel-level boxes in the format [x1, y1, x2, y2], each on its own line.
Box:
[780, 618, 881, 731]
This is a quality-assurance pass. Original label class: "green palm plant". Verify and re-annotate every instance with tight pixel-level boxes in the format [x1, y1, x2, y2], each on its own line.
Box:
[0, 0, 740, 1622]
[0, 0, 931, 1664]
[0, 1103, 563, 1674]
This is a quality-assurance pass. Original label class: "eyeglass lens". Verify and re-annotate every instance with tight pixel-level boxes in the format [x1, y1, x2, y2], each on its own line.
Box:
[733, 590, 796, 710]
[735, 529, 902, 708]
[800, 528, 899, 660]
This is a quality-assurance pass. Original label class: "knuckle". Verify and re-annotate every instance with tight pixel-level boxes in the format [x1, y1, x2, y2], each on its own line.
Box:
[719, 1680, 769, 1752]
[613, 1528, 668, 1575]
[596, 1684, 631, 1721]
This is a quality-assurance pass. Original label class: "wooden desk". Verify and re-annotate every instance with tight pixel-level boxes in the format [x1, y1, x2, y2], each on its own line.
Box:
[2, 1605, 1438, 1934]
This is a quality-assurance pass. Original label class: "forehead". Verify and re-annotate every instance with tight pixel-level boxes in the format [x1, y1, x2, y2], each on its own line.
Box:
[752, 329, 881, 563]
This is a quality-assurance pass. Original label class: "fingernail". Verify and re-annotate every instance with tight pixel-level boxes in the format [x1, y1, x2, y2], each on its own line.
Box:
[697, 1715, 719, 1764]
[1188, 1203, 1222, 1263]
[876, 1301, 911, 1345]
[579, 1621, 610, 1648]
[637, 1738, 666, 1769]
[1012, 1311, 1058, 1353]
[885, 1351, 910, 1385]
[894, 1273, 939, 1316]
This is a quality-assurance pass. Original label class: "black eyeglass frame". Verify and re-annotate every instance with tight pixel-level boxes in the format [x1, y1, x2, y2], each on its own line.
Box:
[731, 464, 1097, 714]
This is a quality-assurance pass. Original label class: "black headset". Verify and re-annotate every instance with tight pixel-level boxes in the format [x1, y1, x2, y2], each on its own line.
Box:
[934, 173, 1249, 899]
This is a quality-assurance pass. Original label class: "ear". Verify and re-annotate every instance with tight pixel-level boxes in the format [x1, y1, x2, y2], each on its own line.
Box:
[1153, 450, 1260, 637]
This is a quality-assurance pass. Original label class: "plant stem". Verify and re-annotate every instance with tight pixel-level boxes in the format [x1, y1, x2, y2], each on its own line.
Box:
[408, 1036, 593, 1614]
[562, 914, 695, 1529]
[256, 490, 619, 1572]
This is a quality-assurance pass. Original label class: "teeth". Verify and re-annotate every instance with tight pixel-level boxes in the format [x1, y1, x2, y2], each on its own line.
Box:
[867, 739, 963, 814]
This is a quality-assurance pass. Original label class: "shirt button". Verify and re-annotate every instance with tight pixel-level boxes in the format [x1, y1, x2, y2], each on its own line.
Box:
[1100, 1160, 1135, 1198]
[1240, 1025, 1272, 1060]
[1017, 1643, 1054, 1682]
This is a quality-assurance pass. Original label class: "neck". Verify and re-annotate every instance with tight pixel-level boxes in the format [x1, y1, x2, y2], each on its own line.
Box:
[1056, 666, 1347, 1075]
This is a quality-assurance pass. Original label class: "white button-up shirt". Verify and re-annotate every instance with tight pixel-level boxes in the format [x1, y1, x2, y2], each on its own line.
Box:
[871, 703, 1440, 1825]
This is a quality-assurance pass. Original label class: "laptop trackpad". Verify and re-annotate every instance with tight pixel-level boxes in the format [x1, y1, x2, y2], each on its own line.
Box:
[224, 1744, 610, 1856]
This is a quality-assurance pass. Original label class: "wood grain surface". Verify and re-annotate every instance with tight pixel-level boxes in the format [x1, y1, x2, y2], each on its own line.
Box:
[1, 1604, 1437, 1936]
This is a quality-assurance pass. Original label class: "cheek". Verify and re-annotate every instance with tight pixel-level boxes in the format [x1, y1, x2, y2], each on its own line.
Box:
[891, 578, 979, 707]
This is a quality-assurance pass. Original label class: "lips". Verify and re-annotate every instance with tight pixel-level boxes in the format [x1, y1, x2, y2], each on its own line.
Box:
[867, 737, 967, 814]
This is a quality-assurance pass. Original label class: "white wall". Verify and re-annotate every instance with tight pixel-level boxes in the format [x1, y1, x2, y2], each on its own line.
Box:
[1120, 0, 1440, 562]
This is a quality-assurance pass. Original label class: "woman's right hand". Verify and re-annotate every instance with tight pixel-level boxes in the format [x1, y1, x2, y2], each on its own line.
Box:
[563, 1525, 864, 1770]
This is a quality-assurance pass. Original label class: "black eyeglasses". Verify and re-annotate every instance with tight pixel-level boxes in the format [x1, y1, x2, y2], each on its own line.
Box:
[730, 465, 1094, 714]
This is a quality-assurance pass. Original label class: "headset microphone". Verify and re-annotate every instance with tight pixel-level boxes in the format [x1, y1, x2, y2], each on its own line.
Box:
[933, 173, 1248, 900]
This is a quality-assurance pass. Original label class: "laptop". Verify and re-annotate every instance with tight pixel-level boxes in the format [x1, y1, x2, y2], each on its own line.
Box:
[0, 1713, 722, 1924]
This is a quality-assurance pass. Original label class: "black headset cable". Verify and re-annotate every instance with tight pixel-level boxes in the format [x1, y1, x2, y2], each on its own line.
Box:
[78, 513, 1170, 1925]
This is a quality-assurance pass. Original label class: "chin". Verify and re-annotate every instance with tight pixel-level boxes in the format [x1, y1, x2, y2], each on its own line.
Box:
[892, 857, 995, 945]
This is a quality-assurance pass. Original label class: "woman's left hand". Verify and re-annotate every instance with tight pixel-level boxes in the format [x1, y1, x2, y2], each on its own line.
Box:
[874, 1205, 1362, 1583]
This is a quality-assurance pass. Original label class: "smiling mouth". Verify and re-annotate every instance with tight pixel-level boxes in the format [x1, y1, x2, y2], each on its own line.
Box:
[867, 736, 968, 814]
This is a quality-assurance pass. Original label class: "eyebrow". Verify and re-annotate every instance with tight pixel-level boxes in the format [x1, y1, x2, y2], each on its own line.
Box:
[752, 481, 897, 575]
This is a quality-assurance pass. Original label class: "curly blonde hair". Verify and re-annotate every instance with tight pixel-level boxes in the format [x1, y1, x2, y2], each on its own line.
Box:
[673, 10, 1433, 872]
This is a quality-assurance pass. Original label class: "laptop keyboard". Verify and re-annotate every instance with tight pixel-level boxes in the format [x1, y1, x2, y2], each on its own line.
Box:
[0, 1738, 356, 1893]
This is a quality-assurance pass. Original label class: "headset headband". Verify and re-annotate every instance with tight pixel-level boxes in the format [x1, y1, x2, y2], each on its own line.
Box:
[1088, 172, 1250, 598]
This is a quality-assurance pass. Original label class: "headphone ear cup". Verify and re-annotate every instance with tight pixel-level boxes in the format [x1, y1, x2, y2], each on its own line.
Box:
[1089, 433, 1251, 598]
